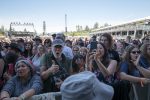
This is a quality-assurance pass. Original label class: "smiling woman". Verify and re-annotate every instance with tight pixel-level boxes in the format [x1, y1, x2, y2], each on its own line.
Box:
[0, 60, 43, 100]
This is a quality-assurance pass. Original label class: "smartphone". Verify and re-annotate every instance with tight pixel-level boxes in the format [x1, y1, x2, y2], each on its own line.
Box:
[90, 41, 97, 52]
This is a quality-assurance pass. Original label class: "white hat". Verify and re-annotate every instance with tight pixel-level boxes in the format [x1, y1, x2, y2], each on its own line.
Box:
[60, 71, 114, 100]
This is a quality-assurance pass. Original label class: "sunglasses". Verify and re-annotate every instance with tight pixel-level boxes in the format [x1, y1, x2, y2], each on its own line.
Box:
[55, 45, 62, 48]
[145, 38, 150, 41]
[131, 51, 141, 54]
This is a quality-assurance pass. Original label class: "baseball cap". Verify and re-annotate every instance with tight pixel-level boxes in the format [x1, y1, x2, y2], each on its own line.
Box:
[52, 39, 64, 47]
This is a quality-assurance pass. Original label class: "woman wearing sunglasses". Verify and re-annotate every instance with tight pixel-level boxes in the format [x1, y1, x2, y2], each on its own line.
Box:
[0, 60, 43, 100]
[119, 45, 150, 84]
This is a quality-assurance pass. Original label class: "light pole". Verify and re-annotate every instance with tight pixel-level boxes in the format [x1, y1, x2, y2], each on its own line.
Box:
[65, 14, 67, 33]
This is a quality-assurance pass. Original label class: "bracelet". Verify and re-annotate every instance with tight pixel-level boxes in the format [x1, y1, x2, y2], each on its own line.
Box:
[19, 94, 25, 100]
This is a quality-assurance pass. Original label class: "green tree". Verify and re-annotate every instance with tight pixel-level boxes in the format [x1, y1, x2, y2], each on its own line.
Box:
[85, 25, 90, 31]
[104, 23, 110, 27]
[0, 25, 5, 35]
[93, 22, 99, 29]
[76, 25, 83, 32]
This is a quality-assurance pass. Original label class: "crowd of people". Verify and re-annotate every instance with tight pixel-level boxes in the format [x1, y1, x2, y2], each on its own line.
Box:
[0, 33, 150, 100]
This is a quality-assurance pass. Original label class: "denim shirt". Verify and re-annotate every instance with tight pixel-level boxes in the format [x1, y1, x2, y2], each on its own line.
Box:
[2, 74, 43, 97]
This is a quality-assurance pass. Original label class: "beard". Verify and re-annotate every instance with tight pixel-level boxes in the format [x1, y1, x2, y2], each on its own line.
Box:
[52, 47, 62, 59]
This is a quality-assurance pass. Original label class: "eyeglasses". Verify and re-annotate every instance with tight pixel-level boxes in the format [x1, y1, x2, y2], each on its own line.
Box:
[131, 51, 141, 54]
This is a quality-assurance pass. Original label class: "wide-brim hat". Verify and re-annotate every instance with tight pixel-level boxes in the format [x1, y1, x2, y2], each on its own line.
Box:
[61, 71, 114, 100]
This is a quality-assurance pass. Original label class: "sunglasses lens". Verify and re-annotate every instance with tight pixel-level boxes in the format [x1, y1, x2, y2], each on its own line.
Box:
[131, 51, 140, 54]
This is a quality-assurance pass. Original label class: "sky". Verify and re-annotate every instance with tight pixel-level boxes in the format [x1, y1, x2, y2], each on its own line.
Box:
[0, 0, 150, 34]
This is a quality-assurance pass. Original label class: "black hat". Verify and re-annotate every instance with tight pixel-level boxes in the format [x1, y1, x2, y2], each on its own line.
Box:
[8, 43, 22, 52]
[17, 38, 24, 43]
[32, 36, 42, 42]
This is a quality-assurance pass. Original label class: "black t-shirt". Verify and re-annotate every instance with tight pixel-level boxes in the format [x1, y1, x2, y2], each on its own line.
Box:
[108, 49, 120, 63]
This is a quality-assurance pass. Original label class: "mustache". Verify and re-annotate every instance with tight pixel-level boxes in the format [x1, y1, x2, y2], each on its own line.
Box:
[52, 48, 62, 58]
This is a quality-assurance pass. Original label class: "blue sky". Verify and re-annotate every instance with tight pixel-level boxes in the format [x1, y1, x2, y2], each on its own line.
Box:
[0, 0, 150, 34]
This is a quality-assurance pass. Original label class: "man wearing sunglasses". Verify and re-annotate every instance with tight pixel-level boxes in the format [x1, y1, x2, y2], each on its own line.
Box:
[40, 39, 72, 92]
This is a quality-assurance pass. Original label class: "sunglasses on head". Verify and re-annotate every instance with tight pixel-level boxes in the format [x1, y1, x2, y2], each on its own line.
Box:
[131, 51, 141, 54]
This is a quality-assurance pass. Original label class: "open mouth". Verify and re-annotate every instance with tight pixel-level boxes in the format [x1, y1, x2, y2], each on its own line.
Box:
[56, 52, 60, 55]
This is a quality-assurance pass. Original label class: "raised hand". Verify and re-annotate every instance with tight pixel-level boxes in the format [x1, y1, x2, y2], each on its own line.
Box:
[131, 55, 141, 68]
[48, 60, 59, 74]
[94, 49, 101, 62]
[55, 78, 63, 88]
[86, 52, 95, 71]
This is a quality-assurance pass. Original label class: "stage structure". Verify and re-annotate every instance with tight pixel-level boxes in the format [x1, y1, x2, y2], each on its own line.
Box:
[8, 22, 36, 38]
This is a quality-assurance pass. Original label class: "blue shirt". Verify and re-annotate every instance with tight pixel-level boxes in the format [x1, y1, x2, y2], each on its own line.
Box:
[2, 74, 43, 97]
[120, 61, 141, 77]
[139, 55, 150, 69]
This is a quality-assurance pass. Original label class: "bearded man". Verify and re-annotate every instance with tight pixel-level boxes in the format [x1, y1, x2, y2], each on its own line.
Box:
[40, 39, 72, 92]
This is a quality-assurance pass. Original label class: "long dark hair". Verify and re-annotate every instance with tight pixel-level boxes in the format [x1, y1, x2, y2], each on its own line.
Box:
[24, 42, 33, 58]
[122, 45, 138, 73]
[72, 54, 85, 73]
[99, 33, 113, 49]
[98, 42, 110, 66]
[92, 42, 110, 70]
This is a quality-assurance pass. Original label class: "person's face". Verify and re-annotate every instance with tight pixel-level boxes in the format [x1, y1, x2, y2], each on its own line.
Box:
[16, 62, 30, 78]
[96, 44, 105, 58]
[53, 45, 63, 58]
[100, 36, 109, 48]
[32, 46, 37, 55]
[116, 41, 124, 49]
[44, 40, 50, 47]
[37, 45, 44, 54]
[2, 46, 8, 53]
[7, 47, 16, 54]
[73, 47, 79, 56]
[130, 48, 140, 61]
[80, 49, 87, 57]
[65, 42, 72, 48]
[25, 43, 32, 50]
[147, 45, 150, 56]
[35, 39, 41, 45]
